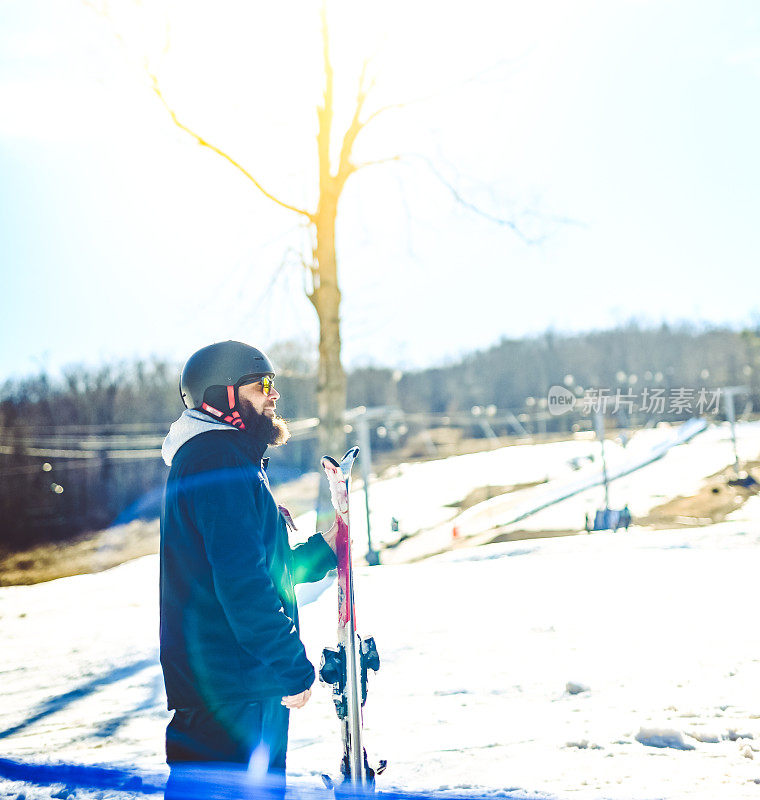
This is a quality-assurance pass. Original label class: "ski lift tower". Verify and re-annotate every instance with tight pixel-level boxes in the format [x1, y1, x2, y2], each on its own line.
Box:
[595, 410, 611, 510]
[723, 386, 757, 487]
[588, 410, 631, 532]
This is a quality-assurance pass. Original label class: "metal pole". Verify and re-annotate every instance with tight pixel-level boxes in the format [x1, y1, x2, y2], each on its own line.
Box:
[721, 386, 748, 480]
[725, 390, 740, 479]
[356, 413, 380, 565]
[595, 410, 610, 508]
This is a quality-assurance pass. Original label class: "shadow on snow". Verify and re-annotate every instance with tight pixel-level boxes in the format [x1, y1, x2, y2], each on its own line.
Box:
[0, 655, 158, 741]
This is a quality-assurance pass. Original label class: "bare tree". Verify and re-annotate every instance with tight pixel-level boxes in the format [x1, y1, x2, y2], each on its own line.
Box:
[91, 0, 539, 524]
[142, 4, 407, 522]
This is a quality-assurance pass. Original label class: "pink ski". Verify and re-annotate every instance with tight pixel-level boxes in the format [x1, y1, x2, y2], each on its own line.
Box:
[319, 447, 384, 790]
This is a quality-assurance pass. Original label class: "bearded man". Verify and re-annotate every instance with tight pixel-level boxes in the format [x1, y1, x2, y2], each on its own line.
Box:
[159, 341, 338, 796]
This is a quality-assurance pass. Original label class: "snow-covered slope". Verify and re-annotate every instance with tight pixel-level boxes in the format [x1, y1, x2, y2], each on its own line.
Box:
[293, 516, 760, 799]
[342, 420, 760, 562]
[2, 426, 760, 799]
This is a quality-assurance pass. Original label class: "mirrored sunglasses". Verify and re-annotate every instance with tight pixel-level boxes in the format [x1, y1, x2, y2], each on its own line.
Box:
[239, 375, 274, 396]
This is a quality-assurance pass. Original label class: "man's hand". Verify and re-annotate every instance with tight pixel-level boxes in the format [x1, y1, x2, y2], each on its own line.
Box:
[321, 515, 341, 554]
[281, 689, 311, 709]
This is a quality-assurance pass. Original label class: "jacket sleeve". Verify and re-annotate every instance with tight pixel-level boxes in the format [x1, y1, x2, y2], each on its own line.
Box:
[186, 453, 315, 696]
[291, 533, 337, 585]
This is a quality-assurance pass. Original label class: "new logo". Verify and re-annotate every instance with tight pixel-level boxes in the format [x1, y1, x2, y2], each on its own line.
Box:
[547, 385, 576, 416]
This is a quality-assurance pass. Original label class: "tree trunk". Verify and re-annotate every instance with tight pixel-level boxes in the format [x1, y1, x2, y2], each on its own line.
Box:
[312, 198, 347, 530]
[148, 1, 363, 534]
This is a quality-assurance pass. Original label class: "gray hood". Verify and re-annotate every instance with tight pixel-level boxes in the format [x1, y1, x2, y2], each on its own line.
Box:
[162, 409, 238, 466]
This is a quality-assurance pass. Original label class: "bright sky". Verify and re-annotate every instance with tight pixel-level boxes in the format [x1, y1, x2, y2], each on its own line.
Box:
[1, 0, 759, 380]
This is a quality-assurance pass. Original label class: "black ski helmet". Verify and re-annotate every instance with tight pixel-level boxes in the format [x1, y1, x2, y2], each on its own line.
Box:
[180, 340, 275, 410]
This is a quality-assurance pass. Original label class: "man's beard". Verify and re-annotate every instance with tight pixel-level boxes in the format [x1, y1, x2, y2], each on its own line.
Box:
[240, 403, 290, 447]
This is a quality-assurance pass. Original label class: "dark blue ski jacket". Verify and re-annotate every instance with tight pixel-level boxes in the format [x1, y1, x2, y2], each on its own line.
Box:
[159, 411, 336, 710]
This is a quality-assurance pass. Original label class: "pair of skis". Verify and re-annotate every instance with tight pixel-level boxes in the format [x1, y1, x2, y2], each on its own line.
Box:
[319, 447, 386, 791]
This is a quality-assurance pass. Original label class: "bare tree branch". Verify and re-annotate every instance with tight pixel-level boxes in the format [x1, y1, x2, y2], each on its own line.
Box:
[360, 56, 520, 130]
[353, 154, 403, 171]
[405, 153, 546, 245]
[518, 209, 588, 229]
[334, 60, 371, 187]
[149, 73, 314, 221]
[233, 248, 294, 330]
[361, 100, 412, 128]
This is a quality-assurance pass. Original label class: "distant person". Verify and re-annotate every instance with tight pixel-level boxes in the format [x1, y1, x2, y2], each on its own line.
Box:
[159, 341, 339, 797]
[620, 504, 632, 531]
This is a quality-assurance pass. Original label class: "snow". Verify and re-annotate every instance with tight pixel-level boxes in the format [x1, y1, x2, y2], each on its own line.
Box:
[2, 421, 760, 799]
[564, 682, 589, 696]
[634, 728, 695, 751]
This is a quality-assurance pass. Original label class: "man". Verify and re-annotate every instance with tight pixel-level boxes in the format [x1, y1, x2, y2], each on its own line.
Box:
[160, 340, 338, 795]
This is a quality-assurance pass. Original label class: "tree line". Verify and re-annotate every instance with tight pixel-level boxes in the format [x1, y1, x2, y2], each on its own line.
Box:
[1, 320, 758, 549]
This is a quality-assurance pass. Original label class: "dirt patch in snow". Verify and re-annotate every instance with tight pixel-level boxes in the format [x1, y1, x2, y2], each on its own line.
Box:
[638, 460, 760, 528]
[446, 481, 546, 512]
[487, 528, 580, 544]
[0, 519, 159, 586]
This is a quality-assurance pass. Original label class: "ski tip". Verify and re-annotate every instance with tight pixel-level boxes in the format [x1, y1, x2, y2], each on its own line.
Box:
[321, 455, 340, 469]
[343, 446, 360, 460]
